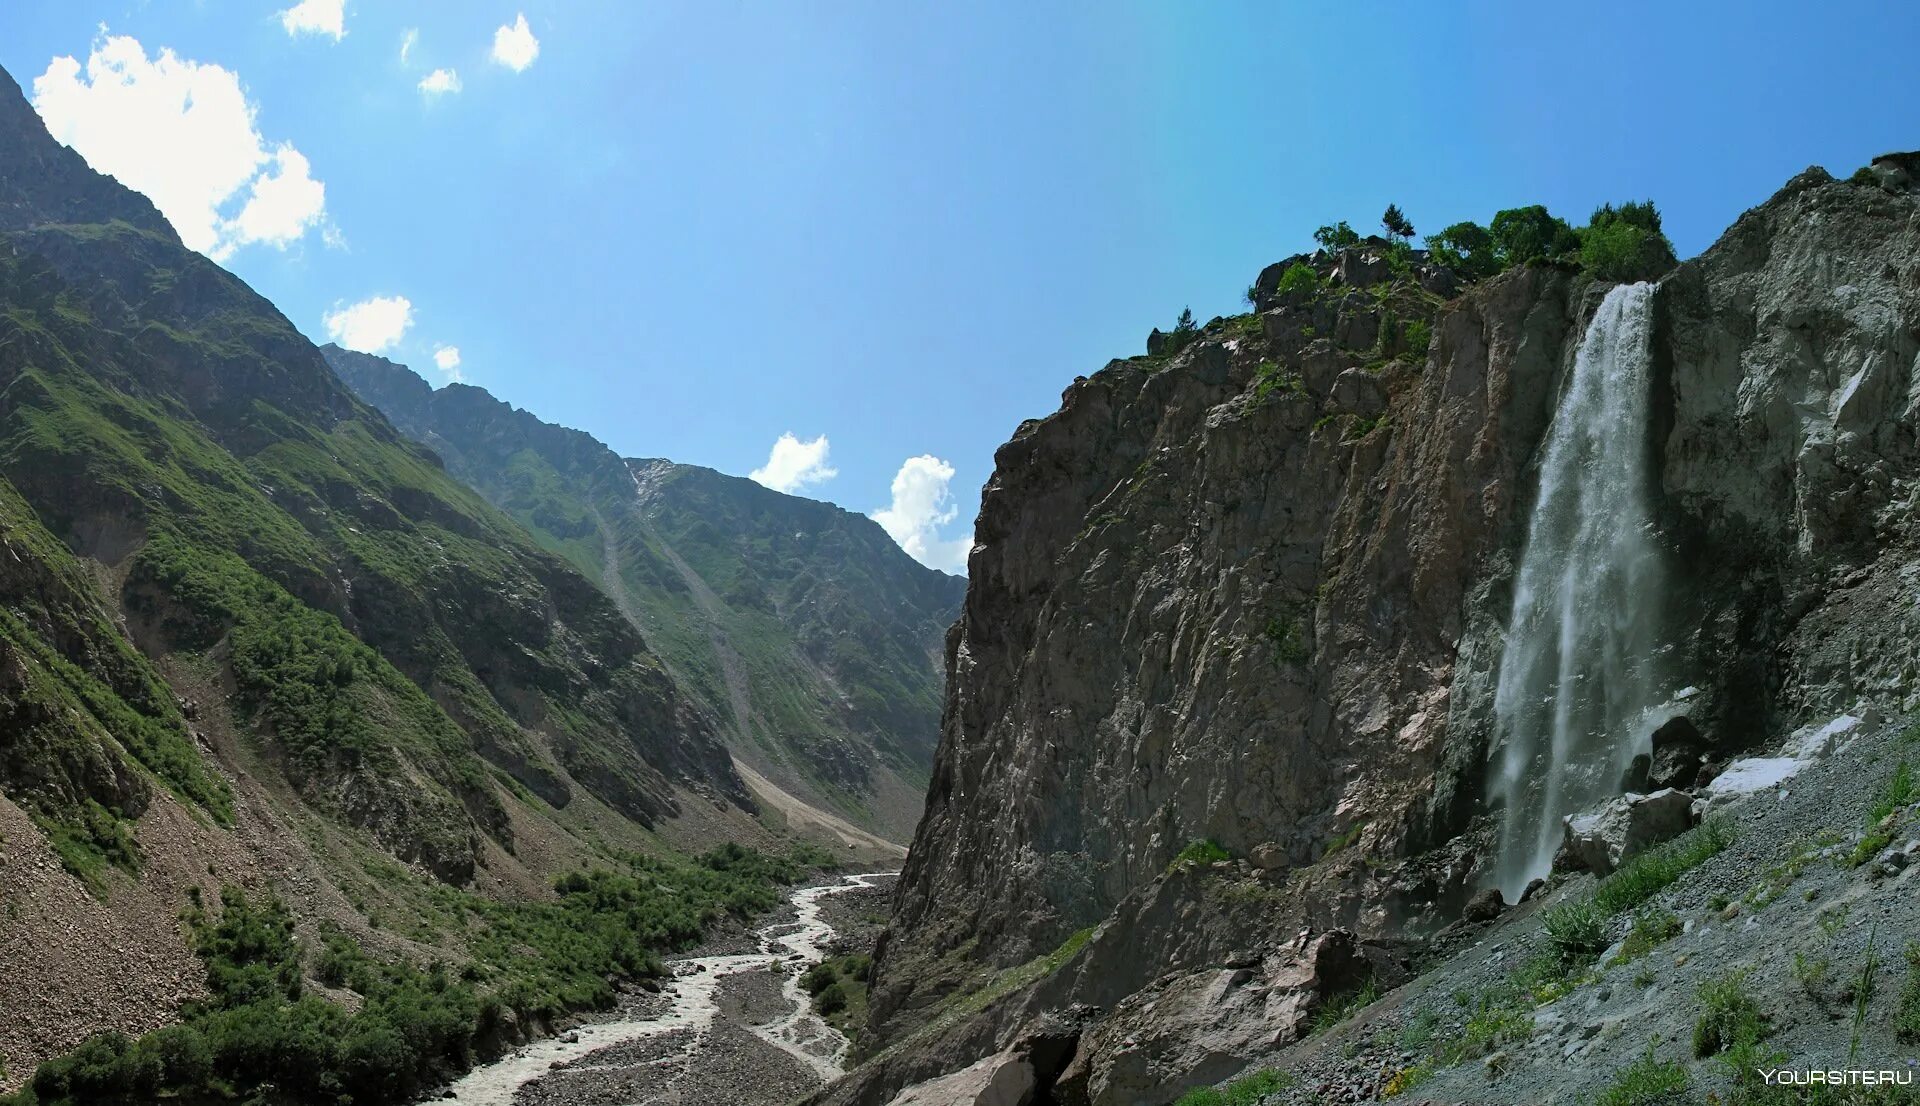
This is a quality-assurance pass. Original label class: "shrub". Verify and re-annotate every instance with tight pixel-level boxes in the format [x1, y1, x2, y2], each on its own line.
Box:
[1693, 970, 1767, 1057]
[1253, 360, 1303, 401]
[1867, 759, 1915, 824]
[1313, 221, 1359, 252]
[1276, 261, 1321, 296]
[1425, 221, 1500, 280]
[1542, 899, 1608, 965]
[1402, 319, 1432, 359]
[1170, 839, 1232, 870]
[1489, 205, 1580, 266]
[1614, 907, 1681, 963]
[1596, 1043, 1691, 1106]
[1263, 613, 1309, 664]
[814, 981, 849, 1016]
[1792, 951, 1831, 996]
[1851, 165, 1881, 186]
[1581, 201, 1676, 282]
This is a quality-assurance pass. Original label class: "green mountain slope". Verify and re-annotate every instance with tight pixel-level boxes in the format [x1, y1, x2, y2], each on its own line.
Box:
[0, 64, 747, 889]
[324, 347, 965, 841]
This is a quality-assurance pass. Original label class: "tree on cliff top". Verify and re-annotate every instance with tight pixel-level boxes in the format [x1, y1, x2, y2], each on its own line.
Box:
[1381, 204, 1415, 244]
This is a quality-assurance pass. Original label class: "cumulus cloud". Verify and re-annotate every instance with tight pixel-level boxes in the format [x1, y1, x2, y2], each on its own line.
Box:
[872, 455, 971, 573]
[432, 345, 463, 382]
[490, 14, 540, 72]
[399, 28, 419, 64]
[279, 0, 346, 40]
[323, 295, 413, 353]
[418, 68, 461, 96]
[32, 35, 328, 260]
[749, 433, 837, 494]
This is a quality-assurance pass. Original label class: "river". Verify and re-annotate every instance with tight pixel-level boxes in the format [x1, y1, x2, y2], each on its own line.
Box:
[445, 871, 895, 1105]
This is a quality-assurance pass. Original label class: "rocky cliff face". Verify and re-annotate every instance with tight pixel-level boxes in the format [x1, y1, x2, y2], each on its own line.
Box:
[831, 162, 1920, 1104]
[325, 348, 965, 842]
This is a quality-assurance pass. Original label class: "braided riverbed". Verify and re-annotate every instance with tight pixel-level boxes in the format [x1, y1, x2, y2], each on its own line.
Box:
[447, 872, 895, 1106]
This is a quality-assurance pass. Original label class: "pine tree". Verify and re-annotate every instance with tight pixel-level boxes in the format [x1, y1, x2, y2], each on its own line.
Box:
[1382, 204, 1415, 244]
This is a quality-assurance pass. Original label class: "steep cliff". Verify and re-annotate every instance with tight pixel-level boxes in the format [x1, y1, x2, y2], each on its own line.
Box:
[325, 348, 965, 841]
[827, 161, 1920, 1104]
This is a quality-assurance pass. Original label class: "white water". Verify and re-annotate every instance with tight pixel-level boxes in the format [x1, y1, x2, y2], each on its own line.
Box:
[1490, 282, 1668, 899]
[445, 872, 893, 1104]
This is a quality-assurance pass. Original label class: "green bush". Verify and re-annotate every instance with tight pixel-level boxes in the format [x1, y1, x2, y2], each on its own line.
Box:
[1402, 319, 1432, 359]
[1425, 221, 1501, 280]
[1263, 614, 1310, 664]
[1313, 221, 1359, 252]
[1276, 261, 1321, 296]
[1693, 969, 1767, 1057]
[1542, 899, 1608, 965]
[1614, 907, 1682, 963]
[1170, 839, 1232, 869]
[1868, 760, 1914, 824]
[1596, 1043, 1691, 1106]
[1490, 205, 1580, 266]
[1580, 201, 1676, 282]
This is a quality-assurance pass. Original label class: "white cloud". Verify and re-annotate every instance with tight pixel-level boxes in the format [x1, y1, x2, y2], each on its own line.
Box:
[872, 455, 971, 573]
[229, 145, 324, 248]
[490, 14, 540, 72]
[323, 295, 413, 353]
[399, 28, 419, 64]
[279, 0, 346, 40]
[418, 68, 462, 96]
[749, 433, 837, 494]
[31, 35, 328, 260]
[432, 345, 463, 382]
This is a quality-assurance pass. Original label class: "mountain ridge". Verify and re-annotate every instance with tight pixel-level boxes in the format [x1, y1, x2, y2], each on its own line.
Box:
[324, 345, 964, 842]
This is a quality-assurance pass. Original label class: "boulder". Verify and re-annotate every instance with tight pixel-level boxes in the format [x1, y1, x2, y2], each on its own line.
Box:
[1648, 716, 1706, 790]
[1146, 328, 1169, 356]
[1561, 789, 1695, 876]
[1059, 930, 1367, 1106]
[1249, 843, 1291, 871]
[1461, 887, 1505, 923]
[1620, 752, 1652, 793]
[1336, 251, 1391, 289]
[885, 1051, 1035, 1106]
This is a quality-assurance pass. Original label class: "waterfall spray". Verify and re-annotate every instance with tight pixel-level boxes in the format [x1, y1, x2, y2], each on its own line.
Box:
[1490, 282, 1667, 900]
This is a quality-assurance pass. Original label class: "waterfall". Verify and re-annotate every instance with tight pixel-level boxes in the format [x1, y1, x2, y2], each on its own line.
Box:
[1490, 281, 1667, 900]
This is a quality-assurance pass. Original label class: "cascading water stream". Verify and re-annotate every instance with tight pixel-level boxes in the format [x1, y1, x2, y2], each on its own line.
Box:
[1490, 281, 1668, 900]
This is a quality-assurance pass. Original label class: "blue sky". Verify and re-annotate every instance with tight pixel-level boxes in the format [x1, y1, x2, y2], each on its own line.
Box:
[3, 2, 1916, 572]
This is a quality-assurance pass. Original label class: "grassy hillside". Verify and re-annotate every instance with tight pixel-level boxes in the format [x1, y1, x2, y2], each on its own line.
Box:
[326, 347, 964, 840]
